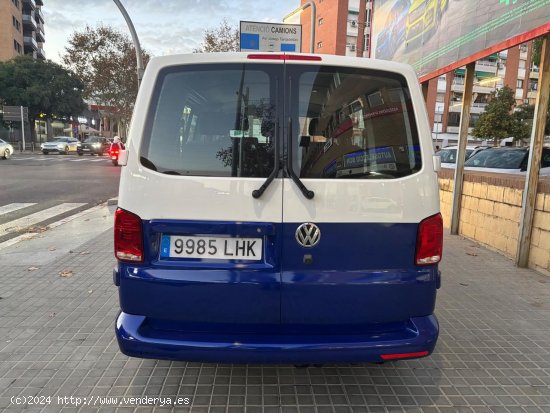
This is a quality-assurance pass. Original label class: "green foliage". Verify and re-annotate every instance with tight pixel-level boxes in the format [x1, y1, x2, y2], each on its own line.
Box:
[0, 56, 86, 123]
[193, 19, 239, 53]
[62, 25, 150, 124]
[512, 104, 534, 142]
[472, 86, 516, 143]
[513, 100, 550, 139]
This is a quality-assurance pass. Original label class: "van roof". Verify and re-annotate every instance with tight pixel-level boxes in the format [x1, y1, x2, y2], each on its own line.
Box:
[146, 52, 417, 76]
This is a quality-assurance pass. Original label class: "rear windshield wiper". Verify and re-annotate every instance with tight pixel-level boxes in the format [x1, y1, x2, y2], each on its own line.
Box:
[140, 157, 181, 175]
[286, 117, 314, 200]
[252, 120, 280, 199]
[140, 156, 157, 171]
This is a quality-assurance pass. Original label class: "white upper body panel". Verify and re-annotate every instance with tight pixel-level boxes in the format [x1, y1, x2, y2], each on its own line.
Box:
[118, 52, 439, 223]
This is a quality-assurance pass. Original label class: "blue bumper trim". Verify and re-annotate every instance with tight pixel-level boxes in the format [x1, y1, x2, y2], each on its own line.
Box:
[116, 312, 439, 364]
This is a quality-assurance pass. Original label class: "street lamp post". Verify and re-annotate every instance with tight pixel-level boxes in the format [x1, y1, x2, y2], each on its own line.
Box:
[112, 0, 144, 88]
[283, 1, 317, 54]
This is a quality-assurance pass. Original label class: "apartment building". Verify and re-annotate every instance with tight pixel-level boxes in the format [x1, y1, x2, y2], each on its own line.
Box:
[427, 42, 539, 135]
[0, 0, 45, 62]
[298, 0, 373, 57]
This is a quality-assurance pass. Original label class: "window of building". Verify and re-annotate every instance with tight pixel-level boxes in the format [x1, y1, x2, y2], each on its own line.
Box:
[530, 80, 538, 91]
[13, 40, 22, 54]
[317, 41, 323, 49]
[519, 60, 526, 69]
[448, 112, 460, 127]
[517, 79, 524, 89]
[12, 16, 20, 31]
[365, 9, 371, 27]
[318, 18, 323, 25]
[519, 43, 528, 53]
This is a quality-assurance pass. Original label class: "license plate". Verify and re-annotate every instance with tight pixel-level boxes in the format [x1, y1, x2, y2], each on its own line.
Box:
[161, 235, 262, 261]
[82, 148, 90, 151]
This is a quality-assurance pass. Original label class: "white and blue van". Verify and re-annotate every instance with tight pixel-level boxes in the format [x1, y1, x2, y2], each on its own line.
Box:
[113, 52, 443, 363]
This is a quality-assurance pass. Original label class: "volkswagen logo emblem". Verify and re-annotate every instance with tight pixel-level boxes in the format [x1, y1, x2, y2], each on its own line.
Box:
[295, 223, 321, 248]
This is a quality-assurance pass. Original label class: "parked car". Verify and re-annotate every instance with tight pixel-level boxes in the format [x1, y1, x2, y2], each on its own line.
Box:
[437, 145, 488, 168]
[77, 136, 110, 156]
[41, 137, 79, 155]
[0, 138, 14, 159]
[464, 147, 550, 174]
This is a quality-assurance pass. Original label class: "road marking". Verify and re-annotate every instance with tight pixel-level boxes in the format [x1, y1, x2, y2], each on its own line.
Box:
[0, 203, 86, 235]
[0, 203, 37, 217]
[0, 203, 107, 251]
[12, 156, 110, 163]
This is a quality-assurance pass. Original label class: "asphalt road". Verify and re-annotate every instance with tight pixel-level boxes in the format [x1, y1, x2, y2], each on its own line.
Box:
[0, 151, 120, 244]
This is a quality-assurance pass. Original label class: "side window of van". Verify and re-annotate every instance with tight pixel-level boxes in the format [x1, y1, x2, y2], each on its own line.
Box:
[289, 66, 422, 179]
[140, 64, 277, 177]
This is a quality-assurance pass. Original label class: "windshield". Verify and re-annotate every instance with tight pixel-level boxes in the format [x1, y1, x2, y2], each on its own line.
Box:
[465, 149, 526, 169]
[52, 138, 68, 142]
[141, 63, 278, 177]
[84, 137, 101, 143]
[288, 65, 422, 179]
[439, 148, 474, 163]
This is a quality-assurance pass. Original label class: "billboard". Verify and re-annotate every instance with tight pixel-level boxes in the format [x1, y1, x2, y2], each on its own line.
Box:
[371, 0, 550, 81]
[240, 21, 302, 52]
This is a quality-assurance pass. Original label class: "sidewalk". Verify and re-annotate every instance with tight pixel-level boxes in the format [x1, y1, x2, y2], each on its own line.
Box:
[0, 229, 549, 412]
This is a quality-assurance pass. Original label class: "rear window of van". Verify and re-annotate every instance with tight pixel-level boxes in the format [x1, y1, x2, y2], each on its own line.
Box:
[140, 64, 278, 177]
[140, 63, 421, 179]
[288, 65, 422, 179]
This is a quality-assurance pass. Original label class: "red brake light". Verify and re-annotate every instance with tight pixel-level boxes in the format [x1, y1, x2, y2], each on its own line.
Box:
[381, 351, 429, 360]
[114, 208, 143, 262]
[247, 53, 322, 61]
[415, 213, 443, 266]
[286, 54, 322, 61]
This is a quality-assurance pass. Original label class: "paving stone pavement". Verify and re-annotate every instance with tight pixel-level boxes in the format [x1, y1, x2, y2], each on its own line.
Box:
[0, 230, 549, 413]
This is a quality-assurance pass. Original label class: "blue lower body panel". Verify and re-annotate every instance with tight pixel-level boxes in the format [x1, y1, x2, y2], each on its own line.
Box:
[115, 312, 439, 364]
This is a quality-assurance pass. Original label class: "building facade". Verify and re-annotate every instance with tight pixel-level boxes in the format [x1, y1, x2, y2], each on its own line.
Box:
[298, 0, 373, 57]
[426, 41, 539, 137]
[0, 0, 45, 62]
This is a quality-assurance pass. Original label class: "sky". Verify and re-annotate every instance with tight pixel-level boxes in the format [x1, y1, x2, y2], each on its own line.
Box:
[42, 0, 300, 63]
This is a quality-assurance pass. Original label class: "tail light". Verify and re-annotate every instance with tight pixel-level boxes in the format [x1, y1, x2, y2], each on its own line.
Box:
[247, 54, 322, 61]
[415, 213, 443, 266]
[114, 208, 143, 262]
[381, 351, 429, 360]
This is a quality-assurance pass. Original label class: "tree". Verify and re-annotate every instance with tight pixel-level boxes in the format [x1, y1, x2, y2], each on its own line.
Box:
[512, 101, 550, 140]
[0, 56, 86, 140]
[512, 104, 534, 142]
[62, 25, 150, 137]
[193, 19, 239, 53]
[472, 86, 516, 145]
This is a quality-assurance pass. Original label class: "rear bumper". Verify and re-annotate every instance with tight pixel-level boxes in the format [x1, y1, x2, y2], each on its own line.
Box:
[116, 312, 439, 364]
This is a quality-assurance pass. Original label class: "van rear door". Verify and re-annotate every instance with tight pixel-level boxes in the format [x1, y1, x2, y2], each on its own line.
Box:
[281, 61, 440, 332]
[119, 61, 285, 332]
